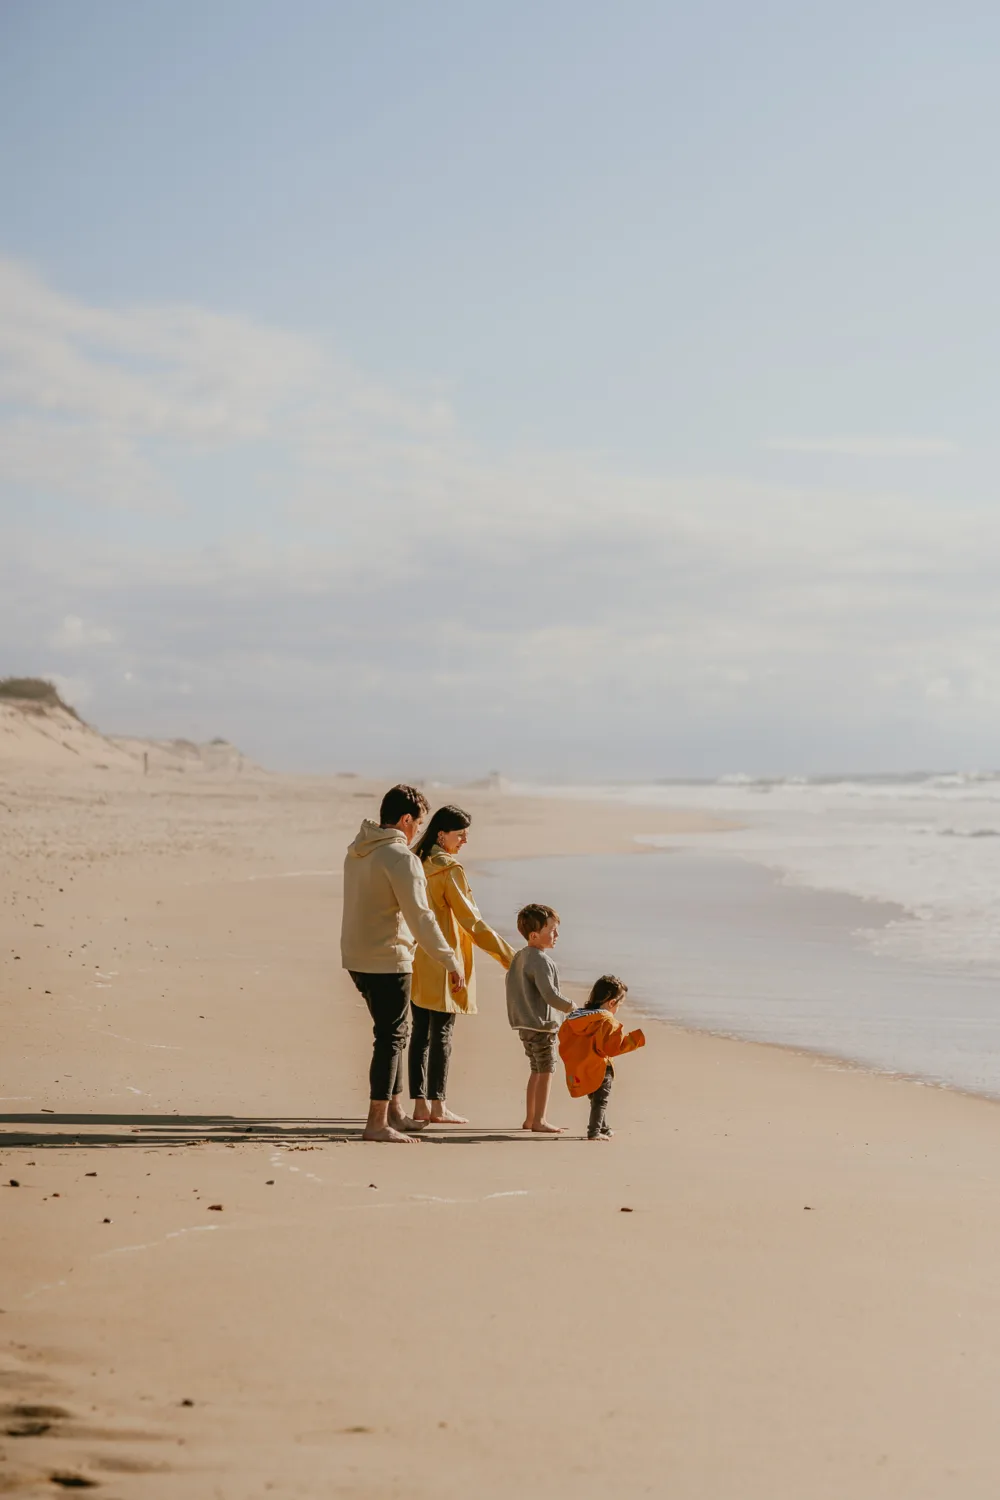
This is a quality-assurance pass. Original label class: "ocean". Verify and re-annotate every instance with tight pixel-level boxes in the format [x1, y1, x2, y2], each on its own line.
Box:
[471, 774, 1000, 1098]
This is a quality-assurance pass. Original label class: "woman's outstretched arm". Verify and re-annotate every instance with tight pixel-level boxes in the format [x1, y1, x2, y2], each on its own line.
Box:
[445, 867, 516, 969]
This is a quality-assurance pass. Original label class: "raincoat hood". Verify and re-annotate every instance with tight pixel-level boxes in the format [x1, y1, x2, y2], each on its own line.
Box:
[423, 847, 460, 872]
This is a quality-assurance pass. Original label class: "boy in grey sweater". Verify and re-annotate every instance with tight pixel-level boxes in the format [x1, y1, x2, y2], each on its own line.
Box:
[505, 903, 573, 1133]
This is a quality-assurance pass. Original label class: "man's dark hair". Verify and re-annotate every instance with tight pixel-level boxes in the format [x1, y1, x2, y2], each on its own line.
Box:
[379, 783, 430, 827]
[516, 903, 560, 940]
[584, 974, 627, 1011]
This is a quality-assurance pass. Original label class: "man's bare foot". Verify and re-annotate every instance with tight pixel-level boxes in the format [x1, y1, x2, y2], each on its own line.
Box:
[362, 1125, 420, 1143]
[429, 1107, 469, 1124]
[388, 1111, 427, 1133]
[530, 1121, 565, 1133]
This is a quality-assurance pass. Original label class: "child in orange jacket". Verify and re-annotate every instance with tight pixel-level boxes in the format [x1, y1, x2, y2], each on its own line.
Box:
[558, 975, 645, 1140]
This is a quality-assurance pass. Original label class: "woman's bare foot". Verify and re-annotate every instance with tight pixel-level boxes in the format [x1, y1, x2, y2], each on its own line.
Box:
[411, 1101, 433, 1123]
[530, 1121, 565, 1133]
[362, 1125, 420, 1143]
[429, 1106, 469, 1124]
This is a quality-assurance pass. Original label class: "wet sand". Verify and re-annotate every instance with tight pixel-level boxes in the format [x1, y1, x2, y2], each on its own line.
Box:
[3, 766, 1000, 1497]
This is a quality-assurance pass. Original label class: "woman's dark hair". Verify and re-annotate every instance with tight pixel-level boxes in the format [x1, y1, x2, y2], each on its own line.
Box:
[585, 974, 627, 1010]
[413, 804, 472, 863]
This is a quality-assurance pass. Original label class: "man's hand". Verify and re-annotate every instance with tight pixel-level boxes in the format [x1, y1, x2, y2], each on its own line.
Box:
[449, 968, 465, 994]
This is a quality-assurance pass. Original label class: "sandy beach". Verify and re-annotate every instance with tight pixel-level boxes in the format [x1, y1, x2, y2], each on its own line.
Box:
[4, 761, 1000, 1498]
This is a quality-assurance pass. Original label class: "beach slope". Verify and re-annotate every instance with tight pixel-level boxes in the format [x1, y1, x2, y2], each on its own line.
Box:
[2, 768, 999, 1497]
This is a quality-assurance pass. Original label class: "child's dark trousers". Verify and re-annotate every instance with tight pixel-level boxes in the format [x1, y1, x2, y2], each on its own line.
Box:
[587, 1064, 613, 1138]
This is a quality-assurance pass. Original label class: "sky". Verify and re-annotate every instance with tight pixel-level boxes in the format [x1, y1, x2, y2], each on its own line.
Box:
[2, 0, 1000, 778]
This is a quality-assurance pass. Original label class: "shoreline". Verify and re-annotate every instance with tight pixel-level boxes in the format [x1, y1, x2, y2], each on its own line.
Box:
[4, 769, 1000, 1495]
[473, 842, 1000, 1106]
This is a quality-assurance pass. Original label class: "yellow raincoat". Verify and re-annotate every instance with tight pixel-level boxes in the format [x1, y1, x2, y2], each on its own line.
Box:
[410, 848, 515, 1014]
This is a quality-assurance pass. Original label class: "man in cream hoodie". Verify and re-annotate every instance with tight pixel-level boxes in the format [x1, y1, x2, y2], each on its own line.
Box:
[342, 784, 463, 1143]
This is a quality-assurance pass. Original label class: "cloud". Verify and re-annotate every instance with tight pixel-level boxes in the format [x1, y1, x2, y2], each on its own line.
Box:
[763, 437, 958, 458]
[0, 257, 453, 511]
[49, 614, 116, 649]
[2, 258, 998, 775]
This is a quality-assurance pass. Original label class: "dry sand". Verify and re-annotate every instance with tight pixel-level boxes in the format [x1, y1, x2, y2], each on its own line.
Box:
[3, 759, 1000, 1497]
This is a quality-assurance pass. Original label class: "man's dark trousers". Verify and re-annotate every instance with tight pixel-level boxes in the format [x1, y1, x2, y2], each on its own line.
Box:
[348, 971, 411, 1100]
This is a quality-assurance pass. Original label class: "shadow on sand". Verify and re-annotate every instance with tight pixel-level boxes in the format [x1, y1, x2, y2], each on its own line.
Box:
[0, 1113, 567, 1149]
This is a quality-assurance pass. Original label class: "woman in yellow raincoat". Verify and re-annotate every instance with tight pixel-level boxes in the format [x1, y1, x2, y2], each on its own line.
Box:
[409, 805, 515, 1124]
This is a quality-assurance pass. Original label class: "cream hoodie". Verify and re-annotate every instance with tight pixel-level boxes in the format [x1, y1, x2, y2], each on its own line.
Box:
[340, 820, 461, 976]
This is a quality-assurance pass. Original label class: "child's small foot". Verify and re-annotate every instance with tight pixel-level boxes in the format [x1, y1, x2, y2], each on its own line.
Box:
[429, 1107, 469, 1125]
[530, 1121, 565, 1133]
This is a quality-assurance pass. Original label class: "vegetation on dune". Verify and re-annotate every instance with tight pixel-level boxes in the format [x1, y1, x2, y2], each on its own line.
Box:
[0, 677, 82, 720]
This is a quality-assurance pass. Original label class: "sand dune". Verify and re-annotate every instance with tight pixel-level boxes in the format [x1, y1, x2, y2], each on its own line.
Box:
[0, 697, 138, 770]
[0, 689, 256, 776]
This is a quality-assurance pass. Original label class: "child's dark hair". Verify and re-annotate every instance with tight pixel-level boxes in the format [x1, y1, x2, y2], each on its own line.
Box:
[585, 974, 627, 1010]
[379, 783, 429, 827]
[517, 903, 560, 939]
[413, 804, 472, 863]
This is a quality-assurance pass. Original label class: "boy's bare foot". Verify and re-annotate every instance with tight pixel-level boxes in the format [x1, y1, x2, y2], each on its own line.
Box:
[362, 1125, 420, 1143]
[530, 1121, 565, 1133]
[429, 1107, 469, 1124]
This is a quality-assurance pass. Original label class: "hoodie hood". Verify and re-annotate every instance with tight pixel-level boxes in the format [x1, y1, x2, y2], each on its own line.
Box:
[348, 819, 408, 859]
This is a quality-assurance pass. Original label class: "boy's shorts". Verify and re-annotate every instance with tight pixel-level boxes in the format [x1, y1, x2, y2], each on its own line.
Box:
[518, 1028, 557, 1074]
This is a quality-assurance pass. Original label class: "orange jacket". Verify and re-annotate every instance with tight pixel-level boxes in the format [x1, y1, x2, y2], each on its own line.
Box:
[558, 1008, 646, 1098]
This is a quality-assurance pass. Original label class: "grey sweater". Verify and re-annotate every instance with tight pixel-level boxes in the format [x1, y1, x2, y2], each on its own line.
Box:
[505, 946, 573, 1032]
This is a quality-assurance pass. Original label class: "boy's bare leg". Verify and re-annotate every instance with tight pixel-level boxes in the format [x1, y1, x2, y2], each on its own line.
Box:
[524, 1072, 564, 1133]
[522, 1071, 537, 1129]
[363, 1099, 420, 1143]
